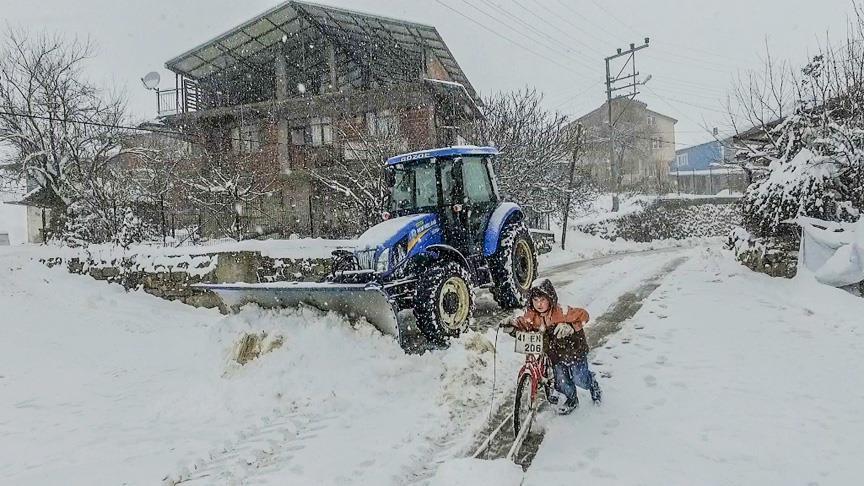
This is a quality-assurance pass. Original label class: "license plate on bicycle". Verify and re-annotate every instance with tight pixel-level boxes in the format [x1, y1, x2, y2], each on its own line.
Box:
[515, 331, 544, 355]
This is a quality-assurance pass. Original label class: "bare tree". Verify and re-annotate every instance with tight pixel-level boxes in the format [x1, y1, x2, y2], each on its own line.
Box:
[122, 134, 192, 243]
[184, 147, 279, 240]
[466, 88, 583, 218]
[307, 121, 401, 233]
[726, 43, 798, 183]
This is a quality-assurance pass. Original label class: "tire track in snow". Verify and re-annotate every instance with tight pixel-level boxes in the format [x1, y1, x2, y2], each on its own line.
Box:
[165, 410, 339, 485]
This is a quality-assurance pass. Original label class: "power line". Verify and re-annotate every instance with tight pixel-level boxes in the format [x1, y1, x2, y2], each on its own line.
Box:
[0, 109, 283, 149]
[582, 0, 744, 64]
[458, 0, 598, 71]
[432, 0, 598, 79]
[510, 0, 598, 54]
[0, 109, 183, 137]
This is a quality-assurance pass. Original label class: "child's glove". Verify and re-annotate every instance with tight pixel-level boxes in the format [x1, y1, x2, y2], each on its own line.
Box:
[554, 323, 575, 339]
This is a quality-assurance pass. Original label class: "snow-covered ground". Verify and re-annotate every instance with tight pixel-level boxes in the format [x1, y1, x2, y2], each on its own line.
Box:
[540, 228, 715, 269]
[0, 244, 503, 485]
[4, 239, 862, 485]
[0, 242, 689, 485]
[436, 248, 864, 485]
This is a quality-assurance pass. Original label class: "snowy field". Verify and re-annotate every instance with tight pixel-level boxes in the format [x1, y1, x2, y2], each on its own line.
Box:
[3, 242, 863, 485]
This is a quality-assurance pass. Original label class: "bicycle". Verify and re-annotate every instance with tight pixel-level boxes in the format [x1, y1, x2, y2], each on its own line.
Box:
[510, 326, 556, 438]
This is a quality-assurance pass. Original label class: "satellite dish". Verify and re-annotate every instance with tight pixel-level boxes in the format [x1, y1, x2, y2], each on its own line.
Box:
[141, 71, 161, 90]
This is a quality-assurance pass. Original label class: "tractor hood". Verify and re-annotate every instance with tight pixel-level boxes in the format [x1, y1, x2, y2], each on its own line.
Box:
[355, 213, 438, 252]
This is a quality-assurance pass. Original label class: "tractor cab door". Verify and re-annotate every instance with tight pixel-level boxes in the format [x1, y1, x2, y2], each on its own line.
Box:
[460, 156, 498, 255]
[436, 155, 499, 258]
[437, 158, 470, 255]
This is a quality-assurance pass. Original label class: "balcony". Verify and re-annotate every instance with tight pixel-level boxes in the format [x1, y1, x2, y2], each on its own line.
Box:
[155, 78, 204, 116]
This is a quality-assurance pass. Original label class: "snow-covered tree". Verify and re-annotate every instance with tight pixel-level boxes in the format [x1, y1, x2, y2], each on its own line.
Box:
[0, 28, 147, 243]
[184, 147, 278, 241]
[731, 21, 864, 252]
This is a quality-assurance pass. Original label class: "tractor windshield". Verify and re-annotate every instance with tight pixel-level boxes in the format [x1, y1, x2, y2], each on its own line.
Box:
[387, 155, 496, 215]
[389, 159, 441, 214]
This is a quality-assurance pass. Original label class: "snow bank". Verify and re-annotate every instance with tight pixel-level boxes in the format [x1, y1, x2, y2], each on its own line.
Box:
[798, 217, 864, 287]
[540, 229, 713, 270]
[0, 247, 522, 485]
[430, 458, 523, 486]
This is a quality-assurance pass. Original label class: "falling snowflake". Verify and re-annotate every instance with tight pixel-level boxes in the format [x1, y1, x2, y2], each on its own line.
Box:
[297, 83, 306, 94]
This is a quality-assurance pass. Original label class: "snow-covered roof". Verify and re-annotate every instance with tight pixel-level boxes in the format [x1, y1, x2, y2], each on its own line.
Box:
[165, 0, 477, 98]
[385, 146, 499, 166]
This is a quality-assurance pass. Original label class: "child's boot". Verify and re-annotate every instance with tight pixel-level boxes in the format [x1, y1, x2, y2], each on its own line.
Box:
[590, 377, 602, 405]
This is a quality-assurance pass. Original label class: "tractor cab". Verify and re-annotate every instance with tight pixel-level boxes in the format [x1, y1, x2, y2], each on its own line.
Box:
[384, 146, 500, 257]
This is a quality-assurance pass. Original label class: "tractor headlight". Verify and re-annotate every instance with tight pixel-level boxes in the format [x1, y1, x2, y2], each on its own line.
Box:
[392, 239, 408, 267]
[376, 248, 390, 273]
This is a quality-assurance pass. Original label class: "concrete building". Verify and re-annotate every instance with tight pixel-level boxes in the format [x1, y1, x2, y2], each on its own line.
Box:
[574, 99, 677, 192]
[154, 1, 481, 238]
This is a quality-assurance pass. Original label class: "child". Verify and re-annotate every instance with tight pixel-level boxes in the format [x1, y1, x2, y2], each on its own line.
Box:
[505, 278, 602, 414]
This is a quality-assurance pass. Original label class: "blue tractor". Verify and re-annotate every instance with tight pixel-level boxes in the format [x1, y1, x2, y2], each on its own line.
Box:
[204, 146, 538, 349]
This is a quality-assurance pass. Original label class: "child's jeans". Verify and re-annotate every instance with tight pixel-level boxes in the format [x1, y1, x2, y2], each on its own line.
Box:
[553, 358, 601, 404]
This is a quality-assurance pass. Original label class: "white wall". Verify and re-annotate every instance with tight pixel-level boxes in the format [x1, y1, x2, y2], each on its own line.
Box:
[0, 190, 28, 245]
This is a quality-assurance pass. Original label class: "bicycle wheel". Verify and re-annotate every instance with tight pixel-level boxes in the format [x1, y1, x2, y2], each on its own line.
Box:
[513, 373, 535, 438]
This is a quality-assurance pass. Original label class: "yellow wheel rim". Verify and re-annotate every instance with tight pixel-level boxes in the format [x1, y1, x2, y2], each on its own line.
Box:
[439, 276, 471, 330]
[513, 239, 534, 290]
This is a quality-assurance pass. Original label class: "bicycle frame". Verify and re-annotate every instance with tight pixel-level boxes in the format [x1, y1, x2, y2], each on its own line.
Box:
[517, 352, 552, 403]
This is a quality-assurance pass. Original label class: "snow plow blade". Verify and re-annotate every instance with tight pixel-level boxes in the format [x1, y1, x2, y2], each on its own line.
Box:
[197, 282, 401, 337]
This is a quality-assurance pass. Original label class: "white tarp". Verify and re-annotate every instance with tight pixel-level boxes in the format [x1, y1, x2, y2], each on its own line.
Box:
[798, 217, 864, 287]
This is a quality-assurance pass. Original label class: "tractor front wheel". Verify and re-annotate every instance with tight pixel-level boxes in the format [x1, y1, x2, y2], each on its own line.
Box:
[490, 222, 537, 309]
[414, 261, 474, 345]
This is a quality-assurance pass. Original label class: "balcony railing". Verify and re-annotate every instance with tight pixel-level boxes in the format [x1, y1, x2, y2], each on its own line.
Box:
[156, 78, 202, 116]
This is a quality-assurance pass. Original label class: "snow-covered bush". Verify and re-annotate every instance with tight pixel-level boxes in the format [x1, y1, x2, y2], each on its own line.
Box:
[730, 36, 864, 273]
[579, 200, 741, 242]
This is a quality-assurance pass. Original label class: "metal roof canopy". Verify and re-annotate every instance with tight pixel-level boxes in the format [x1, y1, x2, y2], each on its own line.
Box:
[386, 146, 499, 166]
[165, 0, 477, 98]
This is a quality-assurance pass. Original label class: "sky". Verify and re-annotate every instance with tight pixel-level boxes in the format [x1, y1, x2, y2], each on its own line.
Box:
[1, 0, 856, 147]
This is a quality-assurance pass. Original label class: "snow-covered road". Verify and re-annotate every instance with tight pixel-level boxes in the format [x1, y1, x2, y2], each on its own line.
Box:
[524, 249, 864, 486]
[0, 245, 692, 485]
[435, 248, 864, 486]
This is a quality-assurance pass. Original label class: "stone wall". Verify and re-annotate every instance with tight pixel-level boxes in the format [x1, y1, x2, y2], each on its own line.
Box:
[578, 198, 742, 242]
[42, 251, 331, 312]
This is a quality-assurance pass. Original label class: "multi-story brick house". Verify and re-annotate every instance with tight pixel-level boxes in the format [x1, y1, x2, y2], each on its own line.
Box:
[155, 1, 481, 238]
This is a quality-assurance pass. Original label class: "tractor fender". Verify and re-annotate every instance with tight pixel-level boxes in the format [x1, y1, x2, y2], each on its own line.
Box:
[483, 202, 524, 257]
[420, 244, 471, 272]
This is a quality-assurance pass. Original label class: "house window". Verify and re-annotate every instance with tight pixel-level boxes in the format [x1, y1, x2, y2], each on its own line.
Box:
[291, 118, 333, 147]
[230, 124, 261, 154]
[291, 127, 306, 146]
[310, 117, 333, 146]
[366, 110, 399, 137]
[651, 138, 662, 150]
[676, 153, 689, 168]
[647, 114, 656, 126]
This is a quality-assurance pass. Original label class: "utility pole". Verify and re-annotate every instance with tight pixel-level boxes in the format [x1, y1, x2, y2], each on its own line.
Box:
[561, 123, 585, 250]
[605, 38, 650, 212]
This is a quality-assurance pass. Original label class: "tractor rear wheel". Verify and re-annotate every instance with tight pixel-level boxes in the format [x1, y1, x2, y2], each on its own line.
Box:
[490, 222, 537, 309]
[414, 261, 474, 345]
